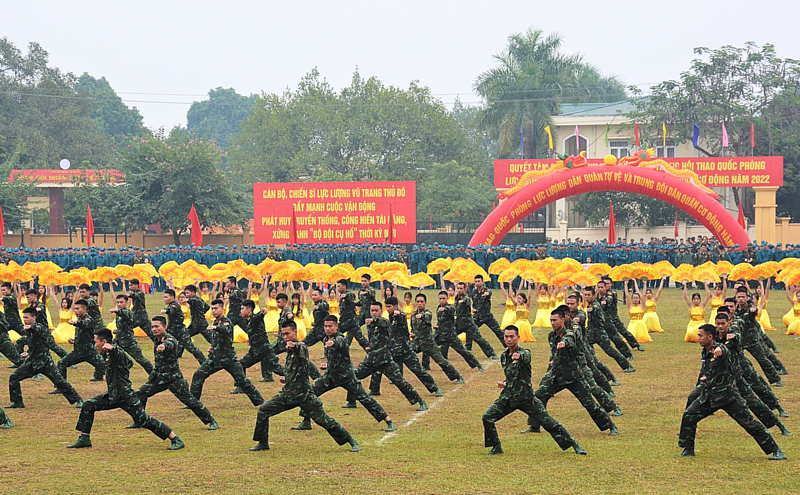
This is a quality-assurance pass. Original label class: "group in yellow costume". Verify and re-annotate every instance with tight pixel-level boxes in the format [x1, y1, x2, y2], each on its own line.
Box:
[683, 283, 710, 343]
[625, 280, 651, 343]
[643, 277, 665, 333]
[498, 280, 535, 342]
[531, 284, 552, 328]
[785, 287, 800, 335]
[707, 280, 727, 324]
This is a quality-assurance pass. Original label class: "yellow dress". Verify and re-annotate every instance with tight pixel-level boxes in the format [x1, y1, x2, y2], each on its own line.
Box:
[265, 300, 280, 334]
[708, 296, 723, 324]
[758, 300, 776, 331]
[783, 300, 797, 328]
[180, 303, 192, 328]
[684, 306, 705, 343]
[643, 300, 664, 332]
[403, 303, 414, 323]
[627, 306, 652, 343]
[52, 309, 75, 344]
[447, 296, 455, 305]
[515, 304, 536, 342]
[292, 304, 308, 341]
[202, 292, 213, 320]
[500, 298, 516, 329]
[786, 303, 800, 335]
[328, 297, 340, 318]
[531, 296, 551, 328]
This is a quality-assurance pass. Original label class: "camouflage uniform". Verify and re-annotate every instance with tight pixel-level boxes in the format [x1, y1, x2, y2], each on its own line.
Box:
[302, 299, 329, 347]
[226, 288, 247, 328]
[482, 346, 578, 452]
[0, 309, 23, 366]
[253, 340, 354, 447]
[15, 300, 67, 360]
[735, 305, 781, 384]
[129, 288, 153, 339]
[455, 294, 496, 359]
[190, 316, 263, 406]
[338, 291, 369, 349]
[57, 313, 106, 381]
[679, 342, 779, 454]
[164, 300, 206, 365]
[437, 303, 481, 369]
[603, 288, 642, 351]
[356, 287, 376, 327]
[469, 286, 505, 346]
[302, 332, 388, 423]
[112, 307, 153, 374]
[586, 300, 632, 371]
[135, 332, 215, 426]
[77, 345, 173, 441]
[599, 291, 635, 359]
[240, 311, 284, 378]
[186, 295, 211, 341]
[8, 322, 82, 406]
[411, 308, 462, 381]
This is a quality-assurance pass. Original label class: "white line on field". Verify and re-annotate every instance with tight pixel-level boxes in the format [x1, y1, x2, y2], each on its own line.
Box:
[375, 357, 499, 446]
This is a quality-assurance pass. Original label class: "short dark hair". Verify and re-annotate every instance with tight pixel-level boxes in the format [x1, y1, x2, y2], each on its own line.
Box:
[337, 279, 348, 286]
[78, 284, 91, 291]
[281, 319, 298, 330]
[551, 307, 567, 319]
[504, 325, 519, 335]
[371, 301, 383, 309]
[151, 315, 167, 326]
[698, 324, 716, 335]
[474, 274, 484, 281]
[736, 287, 748, 294]
[116, 294, 129, 301]
[456, 281, 466, 288]
[164, 288, 176, 298]
[25, 289, 37, 297]
[22, 307, 36, 316]
[242, 300, 256, 311]
[415, 293, 427, 302]
[129, 278, 140, 286]
[95, 328, 114, 342]
[211, 299, 224, 306]
[583, 286, 595, 294]
[566, 293, 582, 303]
[361, 274, 372, 282]
[714, 312, 730, 321]
[724, 297, 736, 305]
[323, 315, 338, 324]
[185, 284, 197, 293]
[438, 290, 448, 297]
[227, 276, 237, 284]
[276, 293, 288, 302]
[1, 282, 12, 289]
[73, 299, 88, 308]
[385, 296, 399, 306]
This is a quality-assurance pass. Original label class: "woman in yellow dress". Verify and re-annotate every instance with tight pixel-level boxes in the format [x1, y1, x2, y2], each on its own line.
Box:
[642, 276, 665, 332]
[785, 286, 800, 336]
[40, 285, 56, 330]
[52, 297, 75, 344]
[683, 283, 710, 343]
[327, 289, 340, 318]
[754, 281, 776, 331]
[513, 286, 536, 343]
[782, 285, 798, 328]
[289, 287, 309, 341]
[531, 283, 552, 328]
[498, 281, 518, 329]
[707, 279, 727, 324]
[402, 291, 414, 323]
[263, 284, 280, 335]
[446, 285, 456, 306]
[625, 280, 652, 343]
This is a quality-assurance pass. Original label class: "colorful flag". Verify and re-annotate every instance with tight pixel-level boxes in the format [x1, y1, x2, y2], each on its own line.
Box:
[751, 122, 755, 149]
[608, 201, 616, 243]
[674, 211, 679, 238]
[692, 123, 700, 148]
[604, 123, 610, 147]
[86, 204, 94, 247]
[737, 202, 746, 230]
[388, 204, 395, 244]
[662, 122, 667, 149]
[634, 124, 640, 147]
[187, 204, 203, 247]
[0, 204, 4, 246]
[722, 122, 729, 148]
[575, 125, 580, 151]
[544, 125, 553, 149]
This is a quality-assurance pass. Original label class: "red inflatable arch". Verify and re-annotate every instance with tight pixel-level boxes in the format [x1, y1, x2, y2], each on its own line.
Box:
[469, 165, 750, 247]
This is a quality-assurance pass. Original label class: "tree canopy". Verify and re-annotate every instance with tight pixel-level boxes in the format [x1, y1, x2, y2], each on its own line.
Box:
[187, 87, 256, 147]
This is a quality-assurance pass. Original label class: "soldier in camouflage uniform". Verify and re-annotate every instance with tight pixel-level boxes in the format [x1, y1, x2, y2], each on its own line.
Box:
[131, 316, 217, 430]
[336, 279, 370, 350]
[16, 289, 68, 362]
[678, 324, 785, 459]
[356, 274, 377, 328]
[411, 293, 464, 384]
[110, 293, 153, 373]
[595, 280, 638, 359]
[184, 285, 212, 342]
[127, 279, 153, 339]
[523, 306, 619, 436]
[350, 301, 427, 411]
[58, 299, 106, 382]
[237, 300, 284, 385]
[469, 275, 505, 346]
[225, 276, 247, 329]
[454, 282, 497, 360]
[583, 286, 635, 373]
[482, 325, 586, 455]
[272, 293, 321, 380]
[0, 406, 12, 429]
[712, 310, 790, 436]
[367, 296, 441, 397]
[566, 293, 617, 393]
[250, 319, 361, 452]
[302, 287, 329, 347]
[7, 307, 83, 409]
[294, 315, 396, 432]
[600, 277, 643, 353]
[0, 283, 25, 366]
[68, 328, 185, 451]
[437, 291, 483, 371]
[190, 300, 263, 406]
[161, 288, 206, 365]
[733, 288, 783, 385]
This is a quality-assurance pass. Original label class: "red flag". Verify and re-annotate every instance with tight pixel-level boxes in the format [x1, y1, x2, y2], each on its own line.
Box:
[0, 204, 4, 246]
[429, 214, 433, 230]
[674, 211, 679, 238]
[291, 207, 298, 244]
[751, 122, 755, 149]
[520, 222, 524, 234]
[737, 202, 746, 230]
[187, 204, 203, 247]
[86, 204, 94, 247]
[634, 124, 640, 147]
[608, 201, 616, 242]
[388, 205, 395, 244]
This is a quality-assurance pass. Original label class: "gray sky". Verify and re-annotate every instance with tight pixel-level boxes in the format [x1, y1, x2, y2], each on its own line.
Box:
[6, 0, 798, 129]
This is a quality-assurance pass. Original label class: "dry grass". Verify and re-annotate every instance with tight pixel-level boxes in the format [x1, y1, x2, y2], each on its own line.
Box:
[0, 288, 798, 494]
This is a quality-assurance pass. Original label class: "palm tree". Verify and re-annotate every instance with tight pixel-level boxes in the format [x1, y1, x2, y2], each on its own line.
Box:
[475, 28, 625, 158]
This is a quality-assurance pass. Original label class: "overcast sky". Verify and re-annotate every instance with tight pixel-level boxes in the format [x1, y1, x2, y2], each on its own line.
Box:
[6, 0, 798, 129]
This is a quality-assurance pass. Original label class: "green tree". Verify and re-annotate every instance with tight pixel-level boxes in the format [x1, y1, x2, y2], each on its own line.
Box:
[187, 87, 257, 147]
[76, 73, 145, 141]
[761, 92, 800, 220]
[474, 27, 625, 158]
[417, 161, 496, 222]
[63, 174, 129, 233]
[119, 128, 246, 244]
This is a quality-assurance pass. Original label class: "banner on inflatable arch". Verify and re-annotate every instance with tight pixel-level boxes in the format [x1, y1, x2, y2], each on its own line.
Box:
[471, 151, 760, 248]
[494, 156, 783, 190]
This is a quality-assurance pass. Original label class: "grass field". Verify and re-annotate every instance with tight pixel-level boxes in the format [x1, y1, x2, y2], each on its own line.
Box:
[1, 288, 798, 494]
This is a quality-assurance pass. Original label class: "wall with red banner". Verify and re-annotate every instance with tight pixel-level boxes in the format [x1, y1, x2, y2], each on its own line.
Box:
[253, 181, 416, 245]
[494, 156, 783, 190]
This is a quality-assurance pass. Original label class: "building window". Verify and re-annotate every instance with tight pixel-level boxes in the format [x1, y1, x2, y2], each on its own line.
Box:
[564, 134, 588, 156]
[656, 139, 676, 158]
[609, 140, 629, 158]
